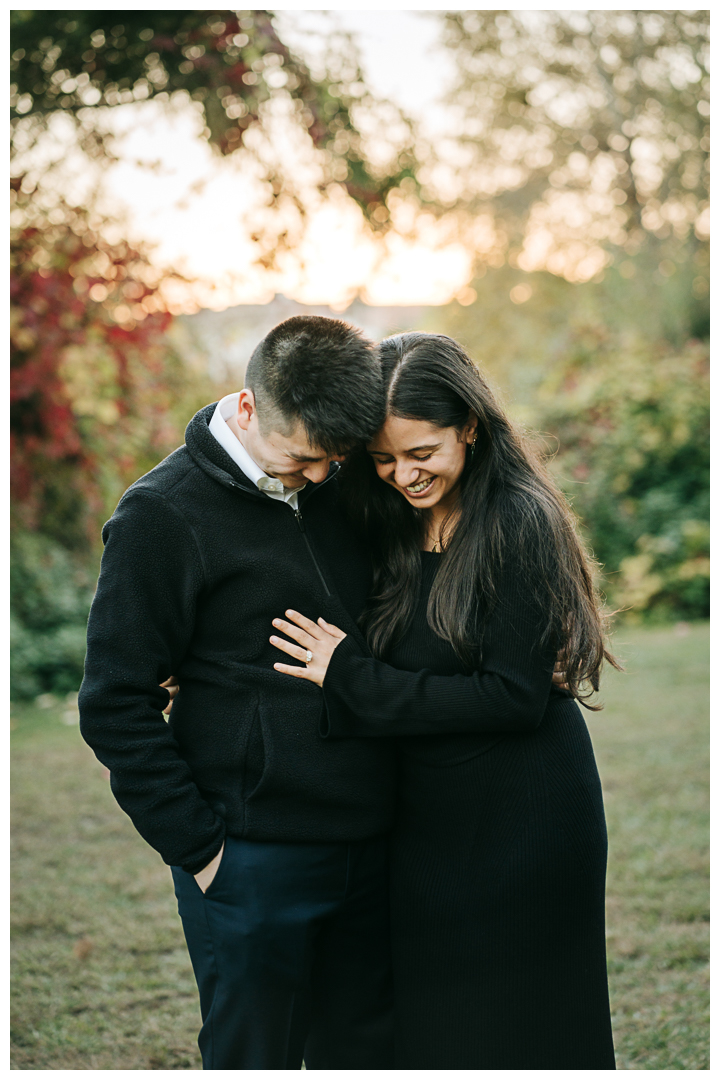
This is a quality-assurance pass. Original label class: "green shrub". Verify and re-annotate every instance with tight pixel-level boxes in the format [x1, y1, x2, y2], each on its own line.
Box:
[536, 335, 709, 620]
[10, 532, 94, 699]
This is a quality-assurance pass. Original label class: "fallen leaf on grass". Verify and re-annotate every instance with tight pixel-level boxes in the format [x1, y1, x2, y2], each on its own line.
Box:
[73, 937, 94, 960]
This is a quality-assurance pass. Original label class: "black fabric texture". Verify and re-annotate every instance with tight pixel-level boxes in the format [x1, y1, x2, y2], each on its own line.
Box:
[171, 835, 394, 1069]
[78, 404, 395, 875]
[321, 547, 573, 740]
[323, 550, 616, 1069]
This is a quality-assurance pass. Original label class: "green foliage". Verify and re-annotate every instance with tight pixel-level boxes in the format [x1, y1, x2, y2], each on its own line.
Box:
[429, 254, 709, 622]
[537, 335, 709, 619]
[437, 10, 709, 260]
[10, 532, 95, 699]
[428, 249, 709, 404]
[10, 188, 216, 550]
[10, 189, 222, 700]
[11, 532, 93, 632]
[11, 619, 89, 701]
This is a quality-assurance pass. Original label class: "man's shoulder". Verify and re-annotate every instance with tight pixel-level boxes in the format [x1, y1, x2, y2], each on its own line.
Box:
[124, 445, 199, 503]
[112, 441, 251, 532]
[113, 445, 229, 524]
[102, 442, 233, 552]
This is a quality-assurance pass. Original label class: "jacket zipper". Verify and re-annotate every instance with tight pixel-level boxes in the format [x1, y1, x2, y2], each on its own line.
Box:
[228, 467, 338, 599]
[295, 508, 332, 597]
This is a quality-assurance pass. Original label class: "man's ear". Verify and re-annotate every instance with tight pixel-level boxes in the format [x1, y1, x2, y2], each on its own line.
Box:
[236, 388, 256, 431]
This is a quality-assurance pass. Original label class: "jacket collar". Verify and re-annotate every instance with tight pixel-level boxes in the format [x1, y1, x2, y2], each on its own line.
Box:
[185, 403, 340, 502]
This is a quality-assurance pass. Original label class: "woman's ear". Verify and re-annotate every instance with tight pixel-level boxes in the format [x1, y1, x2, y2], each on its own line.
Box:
[465, 411, 479, 443]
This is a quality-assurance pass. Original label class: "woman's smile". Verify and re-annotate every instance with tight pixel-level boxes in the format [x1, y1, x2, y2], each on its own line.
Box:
[368, 415, 474, 516]
[404, 476, 436, 497]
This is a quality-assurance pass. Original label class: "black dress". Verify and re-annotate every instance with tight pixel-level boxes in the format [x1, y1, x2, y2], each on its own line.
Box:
[322, 551, 616, 1069]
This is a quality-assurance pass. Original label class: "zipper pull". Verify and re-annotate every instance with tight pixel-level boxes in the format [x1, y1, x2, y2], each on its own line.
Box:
[295, 509, 306, 532]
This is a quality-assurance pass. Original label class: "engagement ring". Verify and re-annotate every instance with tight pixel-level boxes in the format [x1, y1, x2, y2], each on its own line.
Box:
[305, 650, 313, 664]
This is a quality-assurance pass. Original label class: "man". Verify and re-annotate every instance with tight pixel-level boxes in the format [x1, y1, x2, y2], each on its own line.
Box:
[79, 316, 396, 1070]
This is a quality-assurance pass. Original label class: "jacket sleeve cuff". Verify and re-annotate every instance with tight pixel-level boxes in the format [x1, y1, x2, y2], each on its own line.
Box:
[319, 634, 366, 739]
[178, 832, 226, 876]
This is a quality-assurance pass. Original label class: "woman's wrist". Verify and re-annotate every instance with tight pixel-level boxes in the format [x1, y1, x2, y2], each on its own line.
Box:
[323, 632, 363, 684]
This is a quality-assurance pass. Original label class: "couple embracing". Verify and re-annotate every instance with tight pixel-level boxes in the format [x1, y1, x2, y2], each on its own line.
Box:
[79, 315, 617, 1070]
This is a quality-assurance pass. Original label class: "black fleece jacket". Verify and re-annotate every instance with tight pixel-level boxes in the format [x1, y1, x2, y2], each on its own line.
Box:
[319, 552, 570, 743]
[79, 404, 395, 874]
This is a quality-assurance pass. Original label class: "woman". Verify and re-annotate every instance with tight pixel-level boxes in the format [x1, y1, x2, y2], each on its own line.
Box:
[270, 332, 618, 1069]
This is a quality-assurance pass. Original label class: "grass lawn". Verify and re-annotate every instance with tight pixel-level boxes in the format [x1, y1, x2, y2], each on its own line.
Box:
[11, 621, 708, 1070]
[587, 620, 709, 1070]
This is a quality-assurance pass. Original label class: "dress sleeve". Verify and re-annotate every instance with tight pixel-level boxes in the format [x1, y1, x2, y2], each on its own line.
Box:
[321, 570, 559, 739]
[78, 488, 225, 874]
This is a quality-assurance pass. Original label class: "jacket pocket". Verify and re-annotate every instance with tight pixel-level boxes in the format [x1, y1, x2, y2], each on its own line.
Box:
[241, 698, 268, 801]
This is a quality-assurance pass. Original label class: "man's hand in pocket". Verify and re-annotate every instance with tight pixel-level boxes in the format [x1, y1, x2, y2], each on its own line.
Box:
[194, 843, 225, 894]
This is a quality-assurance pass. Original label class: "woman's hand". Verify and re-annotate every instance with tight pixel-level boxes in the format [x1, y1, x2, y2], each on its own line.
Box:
[270, 610, 347, 687]
[160, 676, 179, 715]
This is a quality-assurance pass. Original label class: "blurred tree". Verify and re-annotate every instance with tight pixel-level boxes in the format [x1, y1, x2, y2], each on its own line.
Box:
[10, 9, 419, 698]
[10, 181, 213, 551]
[10, 180, 220, 698]
[9, 8, 415, 560]
[430, 10, 709, 280]
[9, 8, 418, 555]
[429, 252, 709, 410]
[10, 9, 415, 220]
[536, 332, 709, 620]
[10, 531, 96, 698]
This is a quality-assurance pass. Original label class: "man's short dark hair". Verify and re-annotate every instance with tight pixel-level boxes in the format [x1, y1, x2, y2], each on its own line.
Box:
[245, 316, 385, 454]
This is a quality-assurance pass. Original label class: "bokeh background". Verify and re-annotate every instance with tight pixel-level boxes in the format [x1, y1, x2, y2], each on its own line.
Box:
[11, 10, 709, 1070]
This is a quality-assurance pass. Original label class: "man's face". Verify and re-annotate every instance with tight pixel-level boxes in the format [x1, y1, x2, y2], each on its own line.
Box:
[235, 389, 339, 489]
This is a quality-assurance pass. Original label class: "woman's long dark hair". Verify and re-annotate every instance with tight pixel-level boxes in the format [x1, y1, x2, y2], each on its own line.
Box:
[340, 332, 620, 709]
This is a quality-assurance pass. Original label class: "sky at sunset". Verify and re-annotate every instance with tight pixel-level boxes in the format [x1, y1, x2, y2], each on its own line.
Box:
[66, 10, 466, 312]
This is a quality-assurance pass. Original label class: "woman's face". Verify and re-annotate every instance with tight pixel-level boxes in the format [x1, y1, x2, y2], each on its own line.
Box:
[367, 414, 476, 511]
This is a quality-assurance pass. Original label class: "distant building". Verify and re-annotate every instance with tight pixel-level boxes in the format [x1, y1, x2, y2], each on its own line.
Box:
[174, 296, 430, 384]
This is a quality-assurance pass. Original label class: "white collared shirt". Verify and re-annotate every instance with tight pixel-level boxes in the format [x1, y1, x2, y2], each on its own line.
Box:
[208, 392, 306, 510]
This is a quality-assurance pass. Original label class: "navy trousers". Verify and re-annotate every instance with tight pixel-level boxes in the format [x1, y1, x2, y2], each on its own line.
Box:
[171, 834, 394, 1070]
